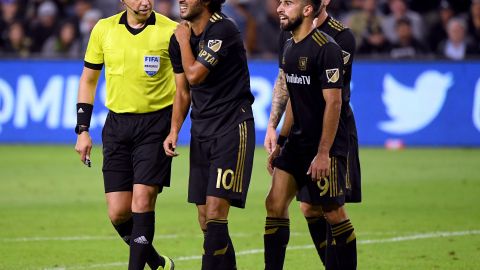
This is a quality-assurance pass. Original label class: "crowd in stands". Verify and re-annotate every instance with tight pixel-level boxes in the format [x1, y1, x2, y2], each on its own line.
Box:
[1, 0, 479, 60]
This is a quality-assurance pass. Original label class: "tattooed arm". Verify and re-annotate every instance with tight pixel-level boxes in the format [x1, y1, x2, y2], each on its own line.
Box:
[264, 68, 290, 154]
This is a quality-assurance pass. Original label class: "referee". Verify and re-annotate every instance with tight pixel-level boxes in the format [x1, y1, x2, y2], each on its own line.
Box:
[74, 1, 176, 269]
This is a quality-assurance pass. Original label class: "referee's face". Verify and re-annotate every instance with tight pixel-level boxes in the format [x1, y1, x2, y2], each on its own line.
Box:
[178, 0, 204, 21]
[126, 0, 154, 19]
[278, 0, 304, 31]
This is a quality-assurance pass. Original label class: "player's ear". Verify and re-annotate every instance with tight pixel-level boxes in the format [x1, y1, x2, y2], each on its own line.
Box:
[303, 4, 314, 17]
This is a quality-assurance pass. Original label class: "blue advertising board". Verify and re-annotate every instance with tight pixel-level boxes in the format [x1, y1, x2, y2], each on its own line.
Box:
[0, 59, 479, 146]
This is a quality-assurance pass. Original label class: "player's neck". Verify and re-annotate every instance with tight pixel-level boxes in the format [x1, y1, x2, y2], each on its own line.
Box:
[292, 19, 315, 43]
[190, 10, 212, 36]
[316, 10, 328, 28]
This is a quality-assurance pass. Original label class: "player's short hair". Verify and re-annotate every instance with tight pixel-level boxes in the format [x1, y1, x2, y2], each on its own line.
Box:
[205, 0, 226, 13]
[305, 0, 321, 16]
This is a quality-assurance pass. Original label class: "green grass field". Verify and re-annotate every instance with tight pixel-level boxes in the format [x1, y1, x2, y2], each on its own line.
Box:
[1, 146, 479, 270]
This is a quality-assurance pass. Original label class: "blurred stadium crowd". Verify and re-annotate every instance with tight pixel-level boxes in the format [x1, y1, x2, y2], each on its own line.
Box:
[1, 0, 479, 60]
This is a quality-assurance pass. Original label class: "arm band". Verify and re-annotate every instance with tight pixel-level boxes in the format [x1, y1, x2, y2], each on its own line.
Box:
[277, 135, 287, 147]
[77, 103, 93, 127]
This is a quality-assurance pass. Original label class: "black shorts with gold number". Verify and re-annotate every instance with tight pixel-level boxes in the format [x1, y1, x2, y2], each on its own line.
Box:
[102, 106, 172, 193]
[274, 143, 346, 207]
[188, 120, 255, 208]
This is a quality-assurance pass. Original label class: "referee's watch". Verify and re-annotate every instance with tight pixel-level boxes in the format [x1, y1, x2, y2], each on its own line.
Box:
[75, 125, 89, 135]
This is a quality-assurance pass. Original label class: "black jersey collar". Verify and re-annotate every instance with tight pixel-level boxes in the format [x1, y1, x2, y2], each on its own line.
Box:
[119, 11, 156, 35]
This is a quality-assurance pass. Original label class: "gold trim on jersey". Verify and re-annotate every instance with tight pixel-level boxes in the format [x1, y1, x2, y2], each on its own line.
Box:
[312, 30, 328, 47]
[209, 12, 223, 22]
[328, 18, 345, 31]
[234, 122, 247, 193]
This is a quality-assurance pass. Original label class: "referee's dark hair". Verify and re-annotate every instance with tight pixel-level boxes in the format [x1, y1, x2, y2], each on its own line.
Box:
[205, 0, 226, 13]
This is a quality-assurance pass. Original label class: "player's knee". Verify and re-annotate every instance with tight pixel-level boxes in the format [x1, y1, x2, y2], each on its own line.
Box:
[131, 195, 156, 212]
[323, 205, 348, 224]
[108, 210, 131, 225]
[300, 202, 323, 217]
[205, 197, 229, 220]
[265, 195, 288, 218]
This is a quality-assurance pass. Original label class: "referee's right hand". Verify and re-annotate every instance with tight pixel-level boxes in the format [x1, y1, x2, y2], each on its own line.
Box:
[75, 132, 92, 165]
[163, 132, 179, 157]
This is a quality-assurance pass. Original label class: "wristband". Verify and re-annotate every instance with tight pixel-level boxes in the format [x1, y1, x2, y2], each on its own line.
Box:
[277, 135, 287, 147]
[76, 103, 93, 127]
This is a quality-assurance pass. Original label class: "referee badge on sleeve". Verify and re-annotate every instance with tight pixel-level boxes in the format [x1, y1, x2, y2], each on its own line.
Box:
[144, 55, 160, 76]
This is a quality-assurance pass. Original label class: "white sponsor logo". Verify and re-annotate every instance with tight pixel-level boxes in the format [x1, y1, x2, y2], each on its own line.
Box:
[0, 75, 107, 134]
[379, 71, 453, 134]
[133, 236, 149, 245]
[285, 73, 311, 85]
[144, 55, 160, 76]
[473, 78, 480, 132]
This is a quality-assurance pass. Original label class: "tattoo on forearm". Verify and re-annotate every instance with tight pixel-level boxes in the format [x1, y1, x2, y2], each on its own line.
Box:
[268, 69, 289, 128]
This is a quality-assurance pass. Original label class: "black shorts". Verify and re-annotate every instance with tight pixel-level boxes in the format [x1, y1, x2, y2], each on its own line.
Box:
[188, 120, 255, 208]
[345, 113, 362, 203]
[296, 112, 362, 204]
[102, 106, 172, 193]
[273, 143, 346, 207]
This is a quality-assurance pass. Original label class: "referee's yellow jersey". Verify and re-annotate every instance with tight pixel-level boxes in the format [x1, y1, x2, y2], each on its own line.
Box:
[85, 11, 177, 113]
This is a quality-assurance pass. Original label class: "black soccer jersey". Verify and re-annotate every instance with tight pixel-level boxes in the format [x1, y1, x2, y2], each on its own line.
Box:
[169, 12, 254, 140]
[279, 16, 355, 107]
[280, 29, 348, 157]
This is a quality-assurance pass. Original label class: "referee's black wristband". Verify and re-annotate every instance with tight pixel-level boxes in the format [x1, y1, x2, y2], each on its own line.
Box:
[76, 103, 93, 127]
[277, 135, 287, 147]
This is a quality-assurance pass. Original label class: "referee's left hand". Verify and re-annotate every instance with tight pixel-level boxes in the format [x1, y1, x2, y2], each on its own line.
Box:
[307, 153, 330, 181]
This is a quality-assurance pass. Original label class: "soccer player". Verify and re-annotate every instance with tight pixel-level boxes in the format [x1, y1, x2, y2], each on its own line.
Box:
[164, 0, 255, 269]
[265, 0, 361, 267]
[264, 0, 357, 269]
[74, 1, 176, 269]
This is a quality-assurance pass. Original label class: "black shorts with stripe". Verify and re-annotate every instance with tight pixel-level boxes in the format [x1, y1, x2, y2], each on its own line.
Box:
[102, 106, 172, 193]
[297, 112, 362, 204]
[273, 142, 346, 207]
[345, 112, 362, 203]
[188, 120, 255, 208]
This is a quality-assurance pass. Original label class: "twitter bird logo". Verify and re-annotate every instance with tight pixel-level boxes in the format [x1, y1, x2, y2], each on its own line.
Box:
[379, 71, 453, 134]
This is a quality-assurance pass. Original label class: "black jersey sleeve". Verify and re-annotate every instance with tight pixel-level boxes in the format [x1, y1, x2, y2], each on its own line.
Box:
[318, 43, 344, 90]
[168, 34, 184, 74]
[278, 31, 290, 67]
[197, 20, 239, 70]
[335, 29, 356, 66]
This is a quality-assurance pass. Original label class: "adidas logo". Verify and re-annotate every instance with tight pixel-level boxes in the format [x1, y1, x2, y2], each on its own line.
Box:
[133, 236, 149, 245]
[78, 108, 85, 113]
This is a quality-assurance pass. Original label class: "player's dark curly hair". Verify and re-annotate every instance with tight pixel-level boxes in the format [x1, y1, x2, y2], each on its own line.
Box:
[205, 0, 226, 13]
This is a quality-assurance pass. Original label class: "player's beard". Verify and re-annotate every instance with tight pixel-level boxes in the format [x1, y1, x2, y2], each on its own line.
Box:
[280, 14, 303, 31]
[179, 0, 203, 21]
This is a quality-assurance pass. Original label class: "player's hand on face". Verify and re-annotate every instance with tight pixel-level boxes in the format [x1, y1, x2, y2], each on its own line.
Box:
[264, 126, 277, 154]
[75, 132, 93, 166]
[267, 146, 281, 176]
[174, 21, 191, 44]
[307, 153, 330, 181]
[163, 132, 179, 157]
